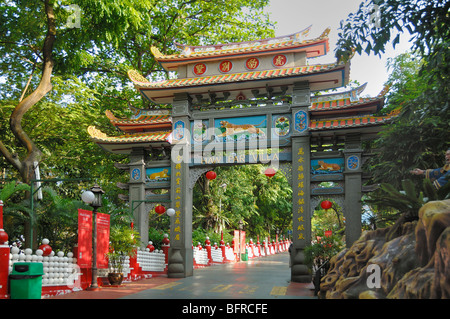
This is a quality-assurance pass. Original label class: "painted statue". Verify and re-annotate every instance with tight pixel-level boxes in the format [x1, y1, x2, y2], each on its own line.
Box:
[410, 148, 450, 189]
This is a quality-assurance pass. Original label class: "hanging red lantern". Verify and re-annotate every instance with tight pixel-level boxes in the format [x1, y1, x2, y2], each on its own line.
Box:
[205, 171, 217, 180]
[264, 167, 276, 177]
[155, 205, 166, 215]
[320, 200, 333, 210]
[39, 239, 52, 257]
[0, 229, 8, 244]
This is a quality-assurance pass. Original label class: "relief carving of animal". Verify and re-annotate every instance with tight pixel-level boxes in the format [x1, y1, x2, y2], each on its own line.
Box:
[317, 160, 341, 171]
[217, 120, 265, 137]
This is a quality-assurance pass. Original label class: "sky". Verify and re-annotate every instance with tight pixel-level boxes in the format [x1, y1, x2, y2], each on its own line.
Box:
[265, 0, 413, 97]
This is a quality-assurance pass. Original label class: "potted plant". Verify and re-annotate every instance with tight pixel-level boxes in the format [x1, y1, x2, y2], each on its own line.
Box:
[107, 225, 140, 285]
[305, 231, 344, 294]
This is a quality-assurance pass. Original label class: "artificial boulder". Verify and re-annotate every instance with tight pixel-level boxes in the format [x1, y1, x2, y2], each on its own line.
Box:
[319, 199, 450, 299]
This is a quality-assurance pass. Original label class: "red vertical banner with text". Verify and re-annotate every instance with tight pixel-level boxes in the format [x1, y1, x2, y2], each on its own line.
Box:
[241, 231, 246, 253]
[77, 209, 92, 268]
[96, 213, 110, 269]
[233, 230, 239, 255]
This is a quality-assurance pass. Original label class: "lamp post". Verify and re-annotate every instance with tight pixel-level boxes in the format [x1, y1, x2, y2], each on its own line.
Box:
[81, 184, 104, 290]
[218, 183, 227, 215]
[238, 219, 243, 261]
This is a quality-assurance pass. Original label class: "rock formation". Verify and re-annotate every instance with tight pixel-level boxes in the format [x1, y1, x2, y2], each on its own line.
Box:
[319, 199, 450, 299]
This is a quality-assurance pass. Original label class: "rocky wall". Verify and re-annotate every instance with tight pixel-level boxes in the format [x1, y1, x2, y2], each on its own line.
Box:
[319, 199, 450, 299]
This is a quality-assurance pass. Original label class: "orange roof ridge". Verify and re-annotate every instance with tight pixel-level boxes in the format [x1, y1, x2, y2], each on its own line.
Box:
[173, 25, 313, 52]
[128, 61, 343, 89]
[150, 27, 331, 63]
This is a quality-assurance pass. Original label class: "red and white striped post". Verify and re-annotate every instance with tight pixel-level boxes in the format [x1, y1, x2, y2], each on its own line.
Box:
[219, 231, 227, 262]
[205, 237, 212, 266]
[161, 234, 170, 266]
[0, 201, 10, 299]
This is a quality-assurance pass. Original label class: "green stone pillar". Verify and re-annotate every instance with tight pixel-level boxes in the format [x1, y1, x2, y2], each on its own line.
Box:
[344, 134, 363, 247]
[290, 82, 312, 283]
[128, 148, 148, 248]
[168, 93, 193, 278]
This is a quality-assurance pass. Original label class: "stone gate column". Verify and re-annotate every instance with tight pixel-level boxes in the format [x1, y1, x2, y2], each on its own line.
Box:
[290, 81, 312, 283]
[344, 134, 363, 247]
[168, 93, 194, 278]
[128, 148, 147, 247]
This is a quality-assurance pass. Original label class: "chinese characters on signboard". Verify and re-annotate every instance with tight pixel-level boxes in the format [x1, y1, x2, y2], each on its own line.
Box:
[297, 147, 305, 240]
[173, 159, 183, 242]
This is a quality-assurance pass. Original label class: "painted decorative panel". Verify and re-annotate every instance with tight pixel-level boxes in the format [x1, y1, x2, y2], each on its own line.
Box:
[346, 155, 360, 170]
[191, 120, 209, 144]
[311, 158, 344, 175]
[173, 120, 185, 141]
[145, 167, 171, 185]
[213, 115, 267, 142]
[294, 110, 308, 133]
[272, 114, 291, 138]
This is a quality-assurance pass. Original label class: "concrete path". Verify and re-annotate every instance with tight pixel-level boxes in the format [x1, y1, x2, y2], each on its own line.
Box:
[50, 251, 315, 300]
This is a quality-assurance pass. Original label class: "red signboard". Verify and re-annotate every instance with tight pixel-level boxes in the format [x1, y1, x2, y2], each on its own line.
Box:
[96, 213, 110, 269]
[272, 54, 287, 67]
[77, 209, 92, 268]
[233, 230, 246, 255]
[193, 63, 207, 76]
[245, 57, 259, 70]
[219, 60, 233, 73]
[77, 209, 110, 269]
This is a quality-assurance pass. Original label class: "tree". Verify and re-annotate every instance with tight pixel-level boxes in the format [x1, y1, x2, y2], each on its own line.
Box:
[337, 1, 449, 189]
[0, 0, 274, 247]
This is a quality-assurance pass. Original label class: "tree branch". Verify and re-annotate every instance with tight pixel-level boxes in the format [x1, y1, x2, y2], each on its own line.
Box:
[7, 0, 56, 181]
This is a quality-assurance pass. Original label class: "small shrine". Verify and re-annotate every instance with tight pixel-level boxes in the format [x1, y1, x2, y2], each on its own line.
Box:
[88, 26, 399, 282]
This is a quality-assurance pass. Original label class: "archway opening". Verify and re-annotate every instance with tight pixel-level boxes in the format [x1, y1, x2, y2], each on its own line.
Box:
[191, 164, 293, 248]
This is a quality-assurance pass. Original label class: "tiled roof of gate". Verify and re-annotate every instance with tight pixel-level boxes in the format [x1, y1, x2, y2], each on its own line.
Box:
[128, 62, 345, 89]
[309, 109, 400, 131]
[152, 27, 330, 63]
[87, 126, 171, 144]
[105, 110, 172, 125]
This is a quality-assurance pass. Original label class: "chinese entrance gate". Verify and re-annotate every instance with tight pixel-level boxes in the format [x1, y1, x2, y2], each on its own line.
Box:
[88, 27, 398, 282]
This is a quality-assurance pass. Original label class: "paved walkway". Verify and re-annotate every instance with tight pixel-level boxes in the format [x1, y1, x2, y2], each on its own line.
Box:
[50, 251, 315, 300]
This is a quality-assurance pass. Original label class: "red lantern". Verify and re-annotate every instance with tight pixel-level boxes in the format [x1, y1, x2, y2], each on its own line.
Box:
[39, 244, 52, 257]
[146, 241, 155, 252]
[155, 205, 166, 215]
[0, 229, 8, 244]
[205, 171, 217, 180]
[320, 200, 333, 210]
[264, 167, 276, 177]
[324, 230, 332, 237]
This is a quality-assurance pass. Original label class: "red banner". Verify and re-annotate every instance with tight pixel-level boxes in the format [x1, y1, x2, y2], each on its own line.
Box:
[96, 213, 110, 269]
[233, 230, 246, 255]
[77, 209, 110, 269]
[77, 209, 92, 268]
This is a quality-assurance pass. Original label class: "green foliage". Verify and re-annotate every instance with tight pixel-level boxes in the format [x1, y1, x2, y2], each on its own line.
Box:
[365, 178, 450, 230]
[192, 227, 233, 247]
[148, 227, 167, 250]
[305, 233, 344, 270]
[311, 204, 344, 238]
[193, 164, 292, 240]
[0, 181, 30, 202]
[0, 0, 275, 246]
[337, 1, 449, 191]
[108, 225, 140, 272]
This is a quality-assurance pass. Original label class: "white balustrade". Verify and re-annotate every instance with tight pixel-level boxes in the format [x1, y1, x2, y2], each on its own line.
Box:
[211, 246, 223, 263]
[136, 248, 165, 272]
[9, 244, 80, 287]
[193, 245, 208, 265]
